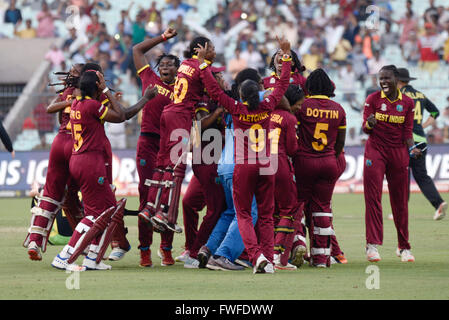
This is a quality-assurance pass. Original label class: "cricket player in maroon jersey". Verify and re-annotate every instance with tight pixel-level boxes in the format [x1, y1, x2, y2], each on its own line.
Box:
[132, 28, 180, 267]
[51, 71, 157, 271]
[264, 49, 307, 93]
[362, 65, 422, 263]
[25, 64, 84, 261]
[177, 175, 206, 263]
[139, 36, 216, 236]
[197, 37, 292, 274]
[294, 69, 346, 268]
[269, 87, 304, 271]
[186, 77, 228, 268]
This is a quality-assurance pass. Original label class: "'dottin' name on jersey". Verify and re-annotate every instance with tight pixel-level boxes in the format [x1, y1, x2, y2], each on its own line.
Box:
[239, 112, 269, 123]
[375, 112, 405, 124]
[155, 84, 174, 100]
[306, 107, 339, 119]
[178, 64, 195, 77]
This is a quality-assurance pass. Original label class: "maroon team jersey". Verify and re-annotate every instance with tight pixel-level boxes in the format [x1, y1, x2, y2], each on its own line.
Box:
[362, 90, 414, 148]
[269, 109, 298, 158]
[264, 72, 307, 93]
[164, 57, 207, 116]
[70, 96, 109, 154]
[296, 95, 346, 157]
[58, 87, 76, 134]
[137, 64, 174, 135]
[200, 60, 292, 163]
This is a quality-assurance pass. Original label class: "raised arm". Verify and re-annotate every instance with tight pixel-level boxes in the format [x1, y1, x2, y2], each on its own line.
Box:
[133, 28, 177, 72]
[47, 95, 72, 113]
[124, 86, 158, 120]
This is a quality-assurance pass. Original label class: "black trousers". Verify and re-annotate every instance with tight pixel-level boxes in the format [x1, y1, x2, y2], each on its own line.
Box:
[409, 149, 444, 209]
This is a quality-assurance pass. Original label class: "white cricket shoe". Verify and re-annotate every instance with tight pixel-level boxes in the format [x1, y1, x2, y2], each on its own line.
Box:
[366, 244, 381, 262]
[51, 254, 85, 271]
[273, 254, 297, 271]
[175, 250, 191, 263]
[264, 262, 275, 274]
[108, 247, 128, 261]
[27, 241, 42, 261]
[434, 201, 447, 221]
[183, 256, 199, 269]
[82, 256, 112, 270]
[253, 254, 269, 274]
[396, 248, 415, 262]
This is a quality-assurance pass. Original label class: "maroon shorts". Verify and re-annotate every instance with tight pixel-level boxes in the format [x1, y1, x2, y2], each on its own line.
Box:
[69, 151, 116, 217]
[156, 111, 192, 168]
[136, 134, 160, 211]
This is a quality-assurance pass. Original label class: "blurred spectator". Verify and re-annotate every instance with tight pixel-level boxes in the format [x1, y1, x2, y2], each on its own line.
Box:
[162, 0, 188, 24]
[117, 4, 134, 36]
[227, 47, 247, 80]
[4, 0, 22, 25]
[355, 28, 380, 60]
[22, 117, 36, 130]
[86, 13, 101, 36]
[365, 74, 379, 97]
[339, 0, 357, 18]
[418, 23, 440, 77]
[240, 42, 264, 74]
[105, 122, 126, 149]
[302, 44, 322, 74]
[395, 10, 418, 54]
[36, 1, 56, 38]
[300, 0, 318, 21]
[14, 19, 37, 39]
[132, 10, 147, 45]
[424, 0, 439, 25]
[342, 13, 360, 46]
[380, 22, 399, 49]
[211, 23, 226, 65]
[352, 43, 368, 87]
[325, 17, 345, 56]
[331, 36, 352, 68]
[367, 50, 386, 75]
[45, 44, 65, 69]
[339, 62, 360, 112]
[402, 32, 420, 66]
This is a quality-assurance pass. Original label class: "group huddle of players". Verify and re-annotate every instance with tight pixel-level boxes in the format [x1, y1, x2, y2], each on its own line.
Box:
[23, 27, 432, 273]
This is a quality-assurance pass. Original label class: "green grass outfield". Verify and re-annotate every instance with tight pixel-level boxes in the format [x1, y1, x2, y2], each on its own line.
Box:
[0, 193, 448, 300]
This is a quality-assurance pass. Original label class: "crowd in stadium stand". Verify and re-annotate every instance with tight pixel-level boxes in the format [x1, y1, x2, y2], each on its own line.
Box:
[3, 0, 449, 148]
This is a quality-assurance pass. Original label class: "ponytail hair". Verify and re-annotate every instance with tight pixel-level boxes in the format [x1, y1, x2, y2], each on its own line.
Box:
[284, 84, 305, 107]
[79, 71, 99, 101]
[240, 79, 260, 111]
[184, 36, 211, 59]
[305, 68, 335, 97]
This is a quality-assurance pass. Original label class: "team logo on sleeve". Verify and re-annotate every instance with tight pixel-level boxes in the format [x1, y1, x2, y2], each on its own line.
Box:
[396, 105, 403, 112]
[98, 176, 105, 185]
[366, 159, 373, 167]
[381, 104, 387, 111]
[140, 159, 147, 167]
